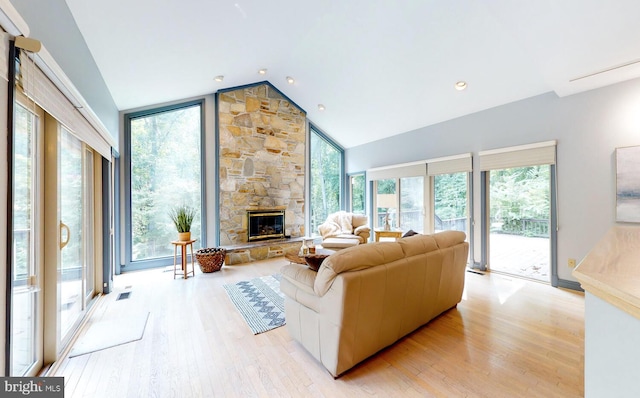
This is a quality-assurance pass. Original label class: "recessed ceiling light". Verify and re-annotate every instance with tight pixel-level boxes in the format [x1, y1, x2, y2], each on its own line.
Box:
[214, 75, 224, 82]
[317, 104, 326, 111]
[455, 81, 467, 91]
[286, 76, 295, 84]
[258, 68, 268, 75]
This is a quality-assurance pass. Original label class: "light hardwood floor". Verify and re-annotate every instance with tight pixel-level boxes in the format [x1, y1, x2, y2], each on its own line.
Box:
[52, 258, 585, 397]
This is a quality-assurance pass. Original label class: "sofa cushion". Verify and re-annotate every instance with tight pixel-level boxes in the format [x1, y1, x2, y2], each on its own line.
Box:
[433, 230, 466, 249]
[397, 234, 439, 257]
[322, 237, 361, 248]
[314, 242, 405, 296]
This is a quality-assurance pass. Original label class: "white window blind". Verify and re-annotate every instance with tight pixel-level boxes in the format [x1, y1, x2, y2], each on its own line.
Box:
[427, 153, 472, 176]
[479, 141, 556, 171]
[18, 50, 111, 159]
[367, 161, 427, 181]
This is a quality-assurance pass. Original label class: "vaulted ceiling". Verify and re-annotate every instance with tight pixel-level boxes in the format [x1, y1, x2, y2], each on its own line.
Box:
[65, 0, 640, 148]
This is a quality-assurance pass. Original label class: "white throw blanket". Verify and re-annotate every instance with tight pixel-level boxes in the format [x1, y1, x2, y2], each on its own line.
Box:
[318, 211, 354, 239]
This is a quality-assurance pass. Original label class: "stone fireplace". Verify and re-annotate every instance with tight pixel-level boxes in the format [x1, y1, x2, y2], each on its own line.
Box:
[218, 82, 306, 252]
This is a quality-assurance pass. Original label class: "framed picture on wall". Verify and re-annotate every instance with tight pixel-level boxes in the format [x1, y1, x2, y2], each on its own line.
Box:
[616, 145, 640, 222]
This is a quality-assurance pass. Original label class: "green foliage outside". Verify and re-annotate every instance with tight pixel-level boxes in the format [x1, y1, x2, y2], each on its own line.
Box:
[310, 131, 342, 234]
[490, 165, 550, 237]
[130, 105, 202, 260]
[434, 173, 467, 220]
[60, 130, 84, 274]
[350, 174, 365, 214]
[12, 104, 33, 279]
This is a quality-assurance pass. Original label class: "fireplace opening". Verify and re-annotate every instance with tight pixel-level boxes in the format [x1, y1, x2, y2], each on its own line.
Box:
[247, 210, 285, 241]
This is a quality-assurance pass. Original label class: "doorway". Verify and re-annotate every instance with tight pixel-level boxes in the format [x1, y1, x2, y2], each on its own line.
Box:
[488, 165, 551, 282]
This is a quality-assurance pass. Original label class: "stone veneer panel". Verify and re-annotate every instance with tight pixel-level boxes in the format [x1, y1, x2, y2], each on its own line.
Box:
[218, 83, 306, 246]
[224, 241, 302, 265]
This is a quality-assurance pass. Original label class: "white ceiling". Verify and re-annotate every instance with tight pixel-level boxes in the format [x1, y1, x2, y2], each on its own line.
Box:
[65, 0, 640, 148]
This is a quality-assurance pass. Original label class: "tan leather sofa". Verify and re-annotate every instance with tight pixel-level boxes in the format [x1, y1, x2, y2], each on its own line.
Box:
[280, 230, 469, 377]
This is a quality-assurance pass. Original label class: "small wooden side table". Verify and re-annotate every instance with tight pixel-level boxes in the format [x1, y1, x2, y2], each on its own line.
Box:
[171, 239, 196, 279]
[374, 228, 403, 242]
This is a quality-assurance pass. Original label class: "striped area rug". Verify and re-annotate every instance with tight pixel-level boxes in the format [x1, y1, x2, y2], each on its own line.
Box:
[223, 274, 285, 334]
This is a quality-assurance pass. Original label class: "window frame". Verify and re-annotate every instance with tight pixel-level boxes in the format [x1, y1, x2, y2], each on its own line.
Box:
[123, 99, 205, 270]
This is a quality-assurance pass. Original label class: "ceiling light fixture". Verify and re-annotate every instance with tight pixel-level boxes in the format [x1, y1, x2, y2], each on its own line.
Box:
[258, 68, 268, 75]
[455, 81, 467, 91]
[214, 75, 224, 82]
[317, 104, 326, 111]
[286, 76, 295, 84]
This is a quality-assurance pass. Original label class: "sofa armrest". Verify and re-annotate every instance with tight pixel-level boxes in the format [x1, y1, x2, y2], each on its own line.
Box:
[354, 226, 370, 242]
[281, 263, 316, 293]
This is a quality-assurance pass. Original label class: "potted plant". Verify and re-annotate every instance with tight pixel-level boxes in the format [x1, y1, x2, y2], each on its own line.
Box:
[170, 205, 195, 241]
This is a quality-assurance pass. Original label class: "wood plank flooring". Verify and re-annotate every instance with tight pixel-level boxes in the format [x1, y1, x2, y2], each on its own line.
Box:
[52, 258, 585, 397]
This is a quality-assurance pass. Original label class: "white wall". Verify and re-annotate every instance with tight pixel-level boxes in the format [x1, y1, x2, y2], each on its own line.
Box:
[346, 78, 640, 284]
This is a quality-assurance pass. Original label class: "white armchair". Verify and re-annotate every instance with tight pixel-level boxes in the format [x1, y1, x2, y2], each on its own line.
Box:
[318, 211, 370, 248]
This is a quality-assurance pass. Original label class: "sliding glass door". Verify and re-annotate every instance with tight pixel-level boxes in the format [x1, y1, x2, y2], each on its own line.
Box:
[59, 128, 88, 340]
[10, 102, 43, 376]
[488, 165, 551, 282]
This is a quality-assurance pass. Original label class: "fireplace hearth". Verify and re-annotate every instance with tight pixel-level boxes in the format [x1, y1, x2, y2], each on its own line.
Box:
[247, 210, 285, 241]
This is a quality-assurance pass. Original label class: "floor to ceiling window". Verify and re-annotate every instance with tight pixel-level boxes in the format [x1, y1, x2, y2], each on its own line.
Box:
[124, 100, 204, 269]
[309, 124, 344, 236]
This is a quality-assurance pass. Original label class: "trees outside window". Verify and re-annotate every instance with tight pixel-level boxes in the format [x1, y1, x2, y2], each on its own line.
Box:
[309, 126, 343, 236]
[349, 173, 365, 214]
[126, 101, 203, 265]
[434, 172, 468, 232]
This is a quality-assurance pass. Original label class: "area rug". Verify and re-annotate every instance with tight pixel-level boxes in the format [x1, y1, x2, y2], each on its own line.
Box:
[224, 274, 285, 334]
[68, 312, 150, 358]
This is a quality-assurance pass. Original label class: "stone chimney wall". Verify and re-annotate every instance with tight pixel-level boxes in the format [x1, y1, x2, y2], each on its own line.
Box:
[218, 83, 306, 245]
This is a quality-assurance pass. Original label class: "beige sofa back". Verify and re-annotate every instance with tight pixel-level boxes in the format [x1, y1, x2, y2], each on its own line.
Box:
[280, 230, 469, 377]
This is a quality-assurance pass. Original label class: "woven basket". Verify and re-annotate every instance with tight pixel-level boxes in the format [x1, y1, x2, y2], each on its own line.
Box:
[195, 247, 226, 273]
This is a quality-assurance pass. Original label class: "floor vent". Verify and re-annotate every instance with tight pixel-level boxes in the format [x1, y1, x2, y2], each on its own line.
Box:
[117, 292, 131, 300]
